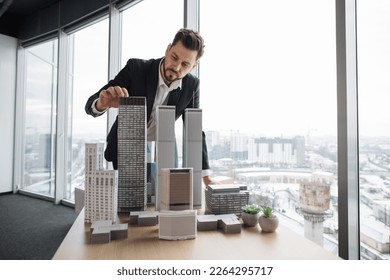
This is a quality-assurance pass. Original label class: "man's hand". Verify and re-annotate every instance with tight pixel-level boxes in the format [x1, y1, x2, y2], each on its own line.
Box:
[96, 86, 129, 111]
[203, 175, 213, 188]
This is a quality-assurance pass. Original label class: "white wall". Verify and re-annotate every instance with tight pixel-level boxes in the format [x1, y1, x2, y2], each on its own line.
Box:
[0, 34, 17, 193]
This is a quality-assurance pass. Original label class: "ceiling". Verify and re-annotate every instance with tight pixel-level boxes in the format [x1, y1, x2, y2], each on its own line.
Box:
[0, 0, 59, 37]
[0, 0, 58, 17]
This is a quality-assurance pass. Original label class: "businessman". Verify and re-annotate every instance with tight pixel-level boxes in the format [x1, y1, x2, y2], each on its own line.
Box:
[85, 28, 212, 186]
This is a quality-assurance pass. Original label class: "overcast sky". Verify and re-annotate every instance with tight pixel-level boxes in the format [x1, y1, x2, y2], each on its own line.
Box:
[70, 0, 390, 139]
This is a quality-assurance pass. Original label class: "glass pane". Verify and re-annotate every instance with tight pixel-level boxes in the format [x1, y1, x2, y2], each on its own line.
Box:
[121, 0, 183, 66]
[200, 0, 338, 255]
[357, 0, 390, 260]
[66, 19, 109, 201]
[121, 0, 184, 157]
[24, 39, 58, 196]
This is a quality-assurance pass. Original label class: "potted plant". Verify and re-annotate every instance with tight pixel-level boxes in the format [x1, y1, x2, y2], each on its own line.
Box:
[258, 205, 279, 233]
[241, 204, 261, 226]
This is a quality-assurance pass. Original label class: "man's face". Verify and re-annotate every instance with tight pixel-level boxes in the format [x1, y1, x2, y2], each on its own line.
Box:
[162, 41, 198, 84]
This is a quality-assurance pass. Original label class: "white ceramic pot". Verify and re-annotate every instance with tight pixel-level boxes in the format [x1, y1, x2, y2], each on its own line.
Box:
[258, 215, 279, 233]
[241, 211, 261, 227]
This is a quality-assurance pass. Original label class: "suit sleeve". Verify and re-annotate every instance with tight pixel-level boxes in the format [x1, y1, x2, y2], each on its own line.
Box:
[85, 59, 135, 117]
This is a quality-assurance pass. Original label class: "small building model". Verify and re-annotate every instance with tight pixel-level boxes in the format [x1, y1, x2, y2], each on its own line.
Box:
[205, 184, 249, 216]
[159, 210, 197, 240]
[160, 168, 193, 211]
[129, 211, 159, 226]
[90, 220, 128, 244]
[75, 185, 85, 215]
[197, 214, 242, 234]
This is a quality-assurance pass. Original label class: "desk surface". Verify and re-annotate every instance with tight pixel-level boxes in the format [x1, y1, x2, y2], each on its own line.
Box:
[53, 209, 340, 260]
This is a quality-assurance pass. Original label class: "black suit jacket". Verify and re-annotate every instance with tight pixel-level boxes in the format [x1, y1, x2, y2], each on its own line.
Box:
[85, 57, 210, 171]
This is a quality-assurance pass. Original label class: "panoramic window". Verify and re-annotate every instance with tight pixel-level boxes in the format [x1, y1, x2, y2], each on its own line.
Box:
[66, 18, 109, 201]
[357, 0, 390, 260]
[23, 39, 58, 197]
[121, 0, 183, 65]
[200, 0, 338, 255]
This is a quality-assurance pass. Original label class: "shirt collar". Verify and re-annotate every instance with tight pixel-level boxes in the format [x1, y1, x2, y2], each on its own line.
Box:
[158, 58, 182, 91]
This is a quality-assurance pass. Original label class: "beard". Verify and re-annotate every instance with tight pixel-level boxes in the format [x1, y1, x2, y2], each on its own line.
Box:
[163, 65, 180, 83]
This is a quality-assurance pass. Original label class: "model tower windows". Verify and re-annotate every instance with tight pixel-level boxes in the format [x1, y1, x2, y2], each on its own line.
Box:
[117, 97, 147, 213]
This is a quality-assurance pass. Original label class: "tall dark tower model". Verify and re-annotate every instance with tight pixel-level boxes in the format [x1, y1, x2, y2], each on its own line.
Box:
[117, 97, 147, 213]
[183, 108, 202, 209]
[155, 105, 176, 210]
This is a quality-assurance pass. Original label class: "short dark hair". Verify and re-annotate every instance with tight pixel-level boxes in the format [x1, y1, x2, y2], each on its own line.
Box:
[172, 28, 205, 61]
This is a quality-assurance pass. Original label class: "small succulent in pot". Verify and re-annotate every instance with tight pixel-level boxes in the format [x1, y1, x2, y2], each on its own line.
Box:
[258, 205, 279, 233]
[241, 204, 261, 226]
[242, 204, 261, 215]
[261, 205, 275, 218]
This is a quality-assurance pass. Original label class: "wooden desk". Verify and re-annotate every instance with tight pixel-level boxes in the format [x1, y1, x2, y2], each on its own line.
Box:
[53, 209, 340, 260]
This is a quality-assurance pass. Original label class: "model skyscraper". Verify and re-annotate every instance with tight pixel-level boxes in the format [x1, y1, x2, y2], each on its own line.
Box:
[117, 97, 147, 213]
[160, 168, 193, 211]
[183, 108, 202, 209]
[155, 105, 176, 210]
[84, 143, 118, 223]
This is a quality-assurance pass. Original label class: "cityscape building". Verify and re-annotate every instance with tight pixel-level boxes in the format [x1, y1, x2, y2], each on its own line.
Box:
[296, 177, 333, 246]
[247, 136, 305, 165]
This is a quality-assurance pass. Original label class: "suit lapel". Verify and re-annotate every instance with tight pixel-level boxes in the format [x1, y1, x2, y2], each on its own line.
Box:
[145, 58, 162, 121]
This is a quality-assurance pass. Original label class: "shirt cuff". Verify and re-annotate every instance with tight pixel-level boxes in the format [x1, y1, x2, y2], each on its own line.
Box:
[202, 169, 212, 177]
[91, 98, 108, 116]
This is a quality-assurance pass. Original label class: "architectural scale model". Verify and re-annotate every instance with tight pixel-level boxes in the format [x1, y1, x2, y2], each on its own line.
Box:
[182, 108, 202, 209]
[205, 184, 249, 216]
[84, 143, 118, 223]
[129, 211, 159, 226]
[197, 214, 242, 234]
[155, 105, 176, 211]
[74, 185, 85, 215]
[160, 168, 193, 211]
[158, 210, 197, 240]
[117, 97, 147, 213]
[90, 220, 128, 244]
[146, 141, 155, 204]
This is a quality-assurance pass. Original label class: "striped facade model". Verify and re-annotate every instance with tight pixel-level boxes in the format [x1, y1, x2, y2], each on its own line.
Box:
[84, 143, 118, 223]
[117, 97, 147, 213]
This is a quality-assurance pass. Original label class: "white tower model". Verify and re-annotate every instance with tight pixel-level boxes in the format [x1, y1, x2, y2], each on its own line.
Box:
[84, 143, 118, 223]
[160, 168, 193, 211]
[182, 108, 202, 209]
[155, 105, 176, 211]
[117, 97, 147, 213]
